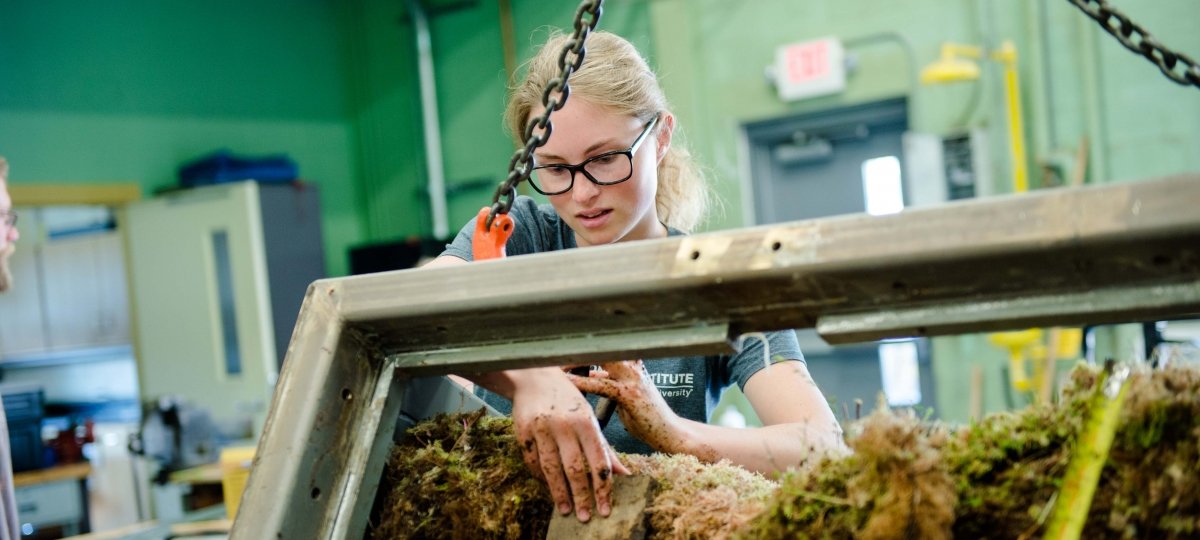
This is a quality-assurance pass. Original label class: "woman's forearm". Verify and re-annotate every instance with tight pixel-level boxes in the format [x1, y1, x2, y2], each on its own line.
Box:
[666, 418, 847, 475]
[464, 366, 562, 400]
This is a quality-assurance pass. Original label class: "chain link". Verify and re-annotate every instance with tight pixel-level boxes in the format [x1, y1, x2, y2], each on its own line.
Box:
[486, 0, 604, 229]
[1066, 0, 1200, 89]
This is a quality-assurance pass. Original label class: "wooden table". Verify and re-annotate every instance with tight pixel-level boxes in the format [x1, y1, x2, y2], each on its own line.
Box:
[63, 518, 232, 540]
[13, 461, 91, 488]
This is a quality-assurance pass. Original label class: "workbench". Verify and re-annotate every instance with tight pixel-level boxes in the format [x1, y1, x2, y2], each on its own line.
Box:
[14, 462, 92, 537]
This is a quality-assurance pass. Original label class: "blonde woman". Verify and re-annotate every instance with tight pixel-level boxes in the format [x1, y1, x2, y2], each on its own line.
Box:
[427, 32, 843, 523]
[0, 158, 25, 539]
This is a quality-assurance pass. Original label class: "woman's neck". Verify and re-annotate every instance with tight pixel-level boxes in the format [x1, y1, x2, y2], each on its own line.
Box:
[574, 219, 668, 248]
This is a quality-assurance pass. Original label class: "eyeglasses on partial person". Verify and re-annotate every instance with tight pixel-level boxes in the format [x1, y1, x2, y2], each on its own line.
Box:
[529, 115, 660, 196]
[0, 211, 16, 228]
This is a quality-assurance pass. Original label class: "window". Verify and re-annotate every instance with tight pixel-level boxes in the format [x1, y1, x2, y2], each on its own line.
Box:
[879, 340, 921, 406]
[862, 156, 904, 216]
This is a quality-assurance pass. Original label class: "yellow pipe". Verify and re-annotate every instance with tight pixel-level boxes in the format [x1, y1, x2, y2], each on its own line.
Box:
[994, 41, 1029, 193]
[988, 329, 1042, 393]
[919, 43, 981, 84]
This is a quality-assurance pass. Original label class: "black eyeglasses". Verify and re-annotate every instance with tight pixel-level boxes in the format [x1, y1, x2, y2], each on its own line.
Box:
[529, 115, 659, 196]
[0, 210, 15, 228]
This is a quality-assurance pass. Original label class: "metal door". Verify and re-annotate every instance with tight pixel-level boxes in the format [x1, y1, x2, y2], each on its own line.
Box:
[745, 98, 909, 224]
[742, 98, 933, 417]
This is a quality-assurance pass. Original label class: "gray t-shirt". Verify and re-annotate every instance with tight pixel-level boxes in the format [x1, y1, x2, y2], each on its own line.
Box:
[443, 196, 804, 454]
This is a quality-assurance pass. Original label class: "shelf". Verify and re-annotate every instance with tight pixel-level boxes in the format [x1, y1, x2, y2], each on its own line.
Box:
[1, 344, 133, 370]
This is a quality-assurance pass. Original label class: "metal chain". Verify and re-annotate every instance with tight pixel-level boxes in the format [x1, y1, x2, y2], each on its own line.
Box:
[1066, 0, 1200, 89]
[485, 0, 604, 229]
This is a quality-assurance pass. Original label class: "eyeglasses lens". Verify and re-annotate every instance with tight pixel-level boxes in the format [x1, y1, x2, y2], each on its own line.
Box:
[531, 153, 633, 195]
[583, 154, 633, 183]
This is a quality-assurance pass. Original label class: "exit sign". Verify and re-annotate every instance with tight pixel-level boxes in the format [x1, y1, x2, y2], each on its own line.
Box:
[774, 37, 846, 101]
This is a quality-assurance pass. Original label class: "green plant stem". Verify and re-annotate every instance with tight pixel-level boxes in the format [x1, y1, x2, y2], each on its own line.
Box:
[1043, 364, 1130, 540]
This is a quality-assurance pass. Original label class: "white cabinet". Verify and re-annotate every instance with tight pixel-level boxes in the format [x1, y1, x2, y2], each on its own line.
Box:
[16, 479, 86, 535]
[0, 222, 48, 356]
[41, 231, 130, 351]
[124, 181, 324, 436]
[0, 207, 130, 361]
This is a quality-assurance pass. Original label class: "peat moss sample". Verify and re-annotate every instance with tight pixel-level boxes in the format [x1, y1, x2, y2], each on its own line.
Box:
[371, 363, 1200, 539]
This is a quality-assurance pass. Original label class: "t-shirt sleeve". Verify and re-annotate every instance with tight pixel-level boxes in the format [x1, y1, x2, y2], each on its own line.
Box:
[727, 329, 805, 391]
[443, 214, 478, 262]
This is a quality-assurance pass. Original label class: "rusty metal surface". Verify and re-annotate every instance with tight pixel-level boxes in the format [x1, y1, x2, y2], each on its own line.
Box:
[817, 280, 1200, 343]
[392, 322, 734, 375]
[339, 173, 1200, 353]
[232, 174, 1200, 539]
[233, 290, 405, 540]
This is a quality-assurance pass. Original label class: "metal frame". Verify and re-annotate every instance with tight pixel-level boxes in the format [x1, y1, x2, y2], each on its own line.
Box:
[232, 173, 1200, 539]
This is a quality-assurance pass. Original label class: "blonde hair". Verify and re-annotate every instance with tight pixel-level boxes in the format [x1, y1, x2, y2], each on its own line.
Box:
[505, 31, 710, 232]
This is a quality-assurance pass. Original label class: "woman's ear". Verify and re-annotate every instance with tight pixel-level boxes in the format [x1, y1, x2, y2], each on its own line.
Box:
[655, 113, 675, 163]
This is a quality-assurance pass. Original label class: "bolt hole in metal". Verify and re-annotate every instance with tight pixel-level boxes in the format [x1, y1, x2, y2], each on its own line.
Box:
[892, 281, 906, 290]
[436, 325, 448, 333]
[691, 250, 701, 260]
[612, 309, 627, 316]
[771, 241, 782, 252]
[1152, 254, 1171, 267]
[341, 388, 353, 401]
[311, 487, 321, 499]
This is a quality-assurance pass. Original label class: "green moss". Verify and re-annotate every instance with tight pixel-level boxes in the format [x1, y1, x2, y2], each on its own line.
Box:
[370, 410, 775, 539]
[371, 364, 1200, 539]
[368, 409, 551, 540]
[742, 409, 955, 540]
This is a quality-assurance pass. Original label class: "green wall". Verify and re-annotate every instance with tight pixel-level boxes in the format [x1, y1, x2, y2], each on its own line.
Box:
[638, 0, 1198, 422]
[648, 0, 987, 230]
[645, 0, 1199, 230]
[342, 0, 655, 244]
[4, 0, 1194, 271]
[0, 0, 654, 271]
[348, 0, 1197, 244]
[0, 0, 361, 276]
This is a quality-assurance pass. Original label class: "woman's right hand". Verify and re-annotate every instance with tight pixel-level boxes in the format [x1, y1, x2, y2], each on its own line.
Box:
[507, 367, 629, 522]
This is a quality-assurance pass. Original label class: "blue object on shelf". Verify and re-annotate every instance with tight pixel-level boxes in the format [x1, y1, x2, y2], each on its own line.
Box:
[1, 384, 46, 472]
[179, 149, 299, 187]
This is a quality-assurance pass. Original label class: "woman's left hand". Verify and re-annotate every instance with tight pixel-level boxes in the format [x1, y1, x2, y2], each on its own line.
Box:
[566, 360, 684, 452]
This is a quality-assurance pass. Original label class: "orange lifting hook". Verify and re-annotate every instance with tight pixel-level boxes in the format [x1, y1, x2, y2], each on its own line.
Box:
[471, 207, 514, 261]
